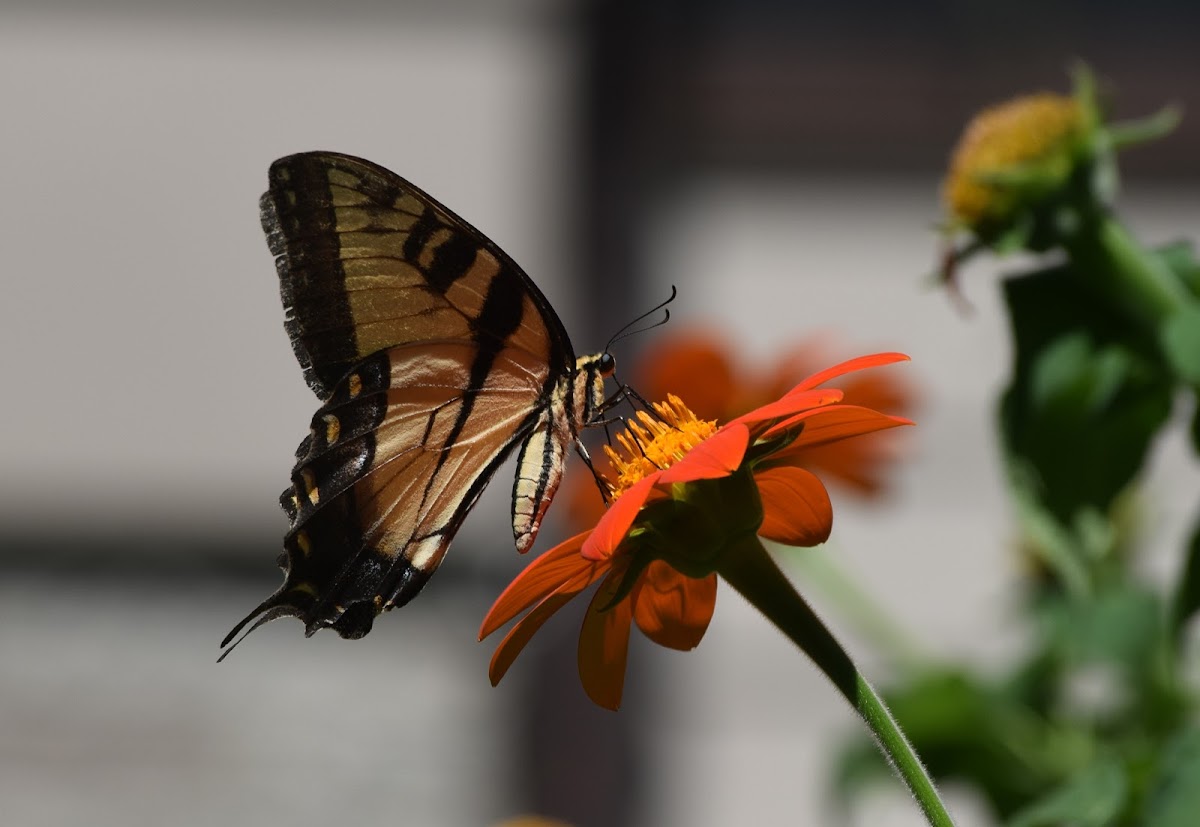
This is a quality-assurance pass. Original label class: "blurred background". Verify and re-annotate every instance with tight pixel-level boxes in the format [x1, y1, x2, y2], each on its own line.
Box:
[2, 1, 1199, 825]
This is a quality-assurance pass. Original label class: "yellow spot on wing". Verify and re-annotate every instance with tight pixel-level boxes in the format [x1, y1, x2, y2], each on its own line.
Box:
[349, 374, 362, 398]
[418, 227, 455, 269]
[324, 414, 341, 444]
[296, 530, 312, 556]
[301, 468, 319, 505]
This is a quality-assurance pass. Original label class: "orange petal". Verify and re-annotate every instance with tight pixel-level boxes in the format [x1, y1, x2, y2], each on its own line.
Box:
[578, 564, 637, 711]
[762, 404, 914, 444]
[581, 473, 662, 561]
[795, 438, 898, 496]
[633, 562, 716, 651]
[486, 554, 612, 686]
[488, 586, 585, 687]
[787, 352, 910, 394]
[837, 364, 917, 417]
[480, 531, 594, 639]
[729, 389, 843, 430]
[754, 466, 833, 547]
[658, 422, 749, 484]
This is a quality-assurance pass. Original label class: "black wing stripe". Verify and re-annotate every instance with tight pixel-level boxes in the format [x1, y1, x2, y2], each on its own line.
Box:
[281, 153, 576, 373]
[263, 159, 361, 397]
[417, 263, 529, 513]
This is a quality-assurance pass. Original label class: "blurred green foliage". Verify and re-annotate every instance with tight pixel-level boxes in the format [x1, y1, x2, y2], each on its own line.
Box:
[833, 73, 1200, 826]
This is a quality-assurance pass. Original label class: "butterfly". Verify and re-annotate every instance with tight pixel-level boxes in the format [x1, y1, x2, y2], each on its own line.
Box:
[221, 152, 618, 655]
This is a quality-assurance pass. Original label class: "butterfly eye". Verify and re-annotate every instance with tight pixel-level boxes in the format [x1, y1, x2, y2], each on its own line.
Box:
[598, 352, 616, 376]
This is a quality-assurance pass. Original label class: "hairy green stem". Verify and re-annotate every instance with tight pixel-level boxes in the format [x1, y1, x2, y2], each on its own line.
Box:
[719, 535, 956, 827]
[1062, 210, 1188, 329]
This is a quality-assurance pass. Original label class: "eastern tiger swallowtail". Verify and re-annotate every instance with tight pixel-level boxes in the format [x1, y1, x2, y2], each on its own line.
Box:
[221, 152, 616, 655]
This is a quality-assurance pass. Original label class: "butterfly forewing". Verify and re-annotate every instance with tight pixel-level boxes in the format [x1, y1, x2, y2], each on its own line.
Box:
[262, 152, 573, 397]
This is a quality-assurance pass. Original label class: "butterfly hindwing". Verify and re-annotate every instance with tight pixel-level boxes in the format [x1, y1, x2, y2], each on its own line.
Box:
[223, 340, 551, 647]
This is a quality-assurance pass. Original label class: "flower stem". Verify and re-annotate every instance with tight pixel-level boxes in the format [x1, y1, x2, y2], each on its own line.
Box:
[1062, 208, 1189, 329]
[719, 535, 956, 827]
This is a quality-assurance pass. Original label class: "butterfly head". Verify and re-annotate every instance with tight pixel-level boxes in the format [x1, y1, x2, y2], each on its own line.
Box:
[597, 351, 616, 377]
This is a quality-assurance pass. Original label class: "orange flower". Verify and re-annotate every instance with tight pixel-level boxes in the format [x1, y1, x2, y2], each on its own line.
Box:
[480, 353, 913, 710]
[637, 330, 915, 495]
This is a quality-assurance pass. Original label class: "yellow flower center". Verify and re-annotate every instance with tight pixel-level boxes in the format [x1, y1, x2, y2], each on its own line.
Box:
[943, 92, 1084, 227]
[602, 395, 718, 499]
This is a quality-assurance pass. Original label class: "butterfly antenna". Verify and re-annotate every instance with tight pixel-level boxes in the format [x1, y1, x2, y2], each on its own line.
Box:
[604, 285, 677, 353]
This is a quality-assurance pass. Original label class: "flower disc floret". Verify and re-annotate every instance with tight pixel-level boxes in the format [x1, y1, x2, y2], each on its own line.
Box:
[602, 396, 719, 498]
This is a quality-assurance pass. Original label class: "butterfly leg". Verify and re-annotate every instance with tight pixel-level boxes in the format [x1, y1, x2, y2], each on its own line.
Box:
[569, 434, 616, 505]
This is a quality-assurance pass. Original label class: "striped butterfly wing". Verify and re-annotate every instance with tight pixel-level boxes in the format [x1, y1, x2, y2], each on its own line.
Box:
[222, 153, 583, 652]
[262, 152, 574, 397]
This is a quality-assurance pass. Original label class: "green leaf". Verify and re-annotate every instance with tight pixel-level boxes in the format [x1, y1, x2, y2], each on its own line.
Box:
[1170, 513, 1200, 639]
[1159, 303, 1200, 386]
[1009, 476, 1093, 597]
[1038, 582, 1187, 732]
[1156, 241, 1200, 299]
[1192, 402, 1200, 455]
[1141, 729, 1200, 826]
[1000, 259, 1175, 526]
[1045, 583, 1163, 671]
[1007, 757, 1127, 827]
[1028, 334, 1133, 416]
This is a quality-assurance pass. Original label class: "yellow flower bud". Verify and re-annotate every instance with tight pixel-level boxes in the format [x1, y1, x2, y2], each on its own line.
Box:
[943, 93, 1085, 230]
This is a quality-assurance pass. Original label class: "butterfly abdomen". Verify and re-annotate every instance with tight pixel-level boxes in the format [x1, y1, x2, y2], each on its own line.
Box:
[511, 352, 614, 554]
[511, 405, 568, 555]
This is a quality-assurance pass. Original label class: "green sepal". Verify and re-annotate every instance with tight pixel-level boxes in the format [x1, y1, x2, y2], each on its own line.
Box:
[1104, 105, 1182, 153]
[989, 212, 1036, 255]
